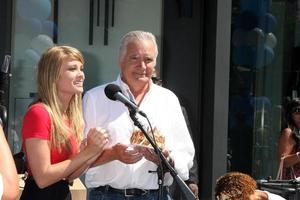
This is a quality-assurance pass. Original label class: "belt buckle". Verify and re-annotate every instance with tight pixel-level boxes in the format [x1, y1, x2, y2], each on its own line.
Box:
[124, 189, 135, 197]
[139, 189, 148, 196]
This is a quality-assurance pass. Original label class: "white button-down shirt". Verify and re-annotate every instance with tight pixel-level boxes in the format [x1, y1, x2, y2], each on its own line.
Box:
[83, 76, 195, 189]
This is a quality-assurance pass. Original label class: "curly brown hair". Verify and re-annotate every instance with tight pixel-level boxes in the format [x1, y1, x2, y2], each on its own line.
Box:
[215, 172, 257, 200]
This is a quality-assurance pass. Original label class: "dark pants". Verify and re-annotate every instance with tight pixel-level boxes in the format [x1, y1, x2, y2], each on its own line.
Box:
[20, 176, 71, 200]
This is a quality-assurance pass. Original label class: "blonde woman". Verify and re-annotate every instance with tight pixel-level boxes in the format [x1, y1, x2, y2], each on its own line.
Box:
[20, 46, 109, 200]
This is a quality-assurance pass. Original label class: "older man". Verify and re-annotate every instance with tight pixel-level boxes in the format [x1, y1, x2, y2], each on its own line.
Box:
[83, 30, 195, 200]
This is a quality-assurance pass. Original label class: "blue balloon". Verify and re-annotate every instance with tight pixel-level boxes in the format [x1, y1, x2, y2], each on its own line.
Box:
[265, 32, 277, 48]
[240, 0, 271, 16]
[233, 45, 274, 69]
[30, 34, 54, 55]
[229, 95, 254, 129]
[246, 27, 265, 46]
[258, 13, 277, 33]
[235, 11, 259, 30]
[41, 20, 58, 38]
[251, 96, 272, 111]
[233, 45, 256, 67]
[18, 18, 42, 35]
[17, 0, 51, 20]
[24, 48, 40, 67]
[232, 29, 247, 47]
[257, 45, 275, 67]
[252, 45, 274, 68]
[263, 45, 274, 66]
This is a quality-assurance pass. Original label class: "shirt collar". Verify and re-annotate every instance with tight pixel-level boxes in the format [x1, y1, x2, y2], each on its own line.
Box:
[115, 74, 154, 102]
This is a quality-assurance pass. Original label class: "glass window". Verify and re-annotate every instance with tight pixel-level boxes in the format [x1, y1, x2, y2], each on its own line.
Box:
[8, 0, 162, 153]
[229, 0, 300, 179]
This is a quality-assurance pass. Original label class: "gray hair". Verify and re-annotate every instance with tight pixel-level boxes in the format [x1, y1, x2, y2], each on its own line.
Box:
[118, 30, 158, 62]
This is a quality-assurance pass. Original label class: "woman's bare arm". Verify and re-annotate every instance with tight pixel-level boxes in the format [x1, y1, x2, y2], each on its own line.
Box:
[0, 125, 19, 200]
[26, 127, 108, 188]
[278, 128, 300, 167]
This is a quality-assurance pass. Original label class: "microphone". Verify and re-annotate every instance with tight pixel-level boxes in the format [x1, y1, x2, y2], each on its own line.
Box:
[0, 55, 10, 128]
[0, 105, 7, 127]
[104, 84, 146, 117]
[1, 55, 11, 73]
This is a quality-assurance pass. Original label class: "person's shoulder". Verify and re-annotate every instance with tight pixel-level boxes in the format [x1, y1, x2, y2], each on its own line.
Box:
[23, 103, 51, 125]
[280, 127, 293, 137]
[152, 84, 177, 98]
[84, 83, 113, 100]
[85, 84, 106, 94]
[26, 103, 49, 116]
[263, 190, 286, 200]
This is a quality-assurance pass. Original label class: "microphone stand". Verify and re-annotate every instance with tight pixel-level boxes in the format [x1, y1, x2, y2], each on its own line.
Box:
[129, 111, 196, 200]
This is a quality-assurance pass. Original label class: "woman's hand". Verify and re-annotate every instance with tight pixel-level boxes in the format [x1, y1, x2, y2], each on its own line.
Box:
[85, 127, 109, 155]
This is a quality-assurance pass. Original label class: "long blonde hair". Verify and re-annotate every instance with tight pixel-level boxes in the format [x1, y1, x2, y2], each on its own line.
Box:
[37, 45, 84, 151]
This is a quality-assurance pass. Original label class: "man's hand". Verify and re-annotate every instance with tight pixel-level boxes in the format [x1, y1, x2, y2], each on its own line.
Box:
[142, 148, 173, 166]
[188, 183, 199, 199]
[113, 143, 144, 164]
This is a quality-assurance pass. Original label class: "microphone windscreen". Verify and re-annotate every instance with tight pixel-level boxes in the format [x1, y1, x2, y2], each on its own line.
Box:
[104, 84, 122, 101]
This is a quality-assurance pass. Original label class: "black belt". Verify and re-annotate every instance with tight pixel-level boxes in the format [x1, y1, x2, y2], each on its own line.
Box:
[95, 185, 160, 197]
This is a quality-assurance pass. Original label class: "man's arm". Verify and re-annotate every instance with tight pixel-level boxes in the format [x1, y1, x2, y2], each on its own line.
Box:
[181, 104, 199, 198]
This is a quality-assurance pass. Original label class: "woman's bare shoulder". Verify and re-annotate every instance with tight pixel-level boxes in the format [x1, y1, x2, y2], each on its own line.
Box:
[279, 128, 294, 142]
